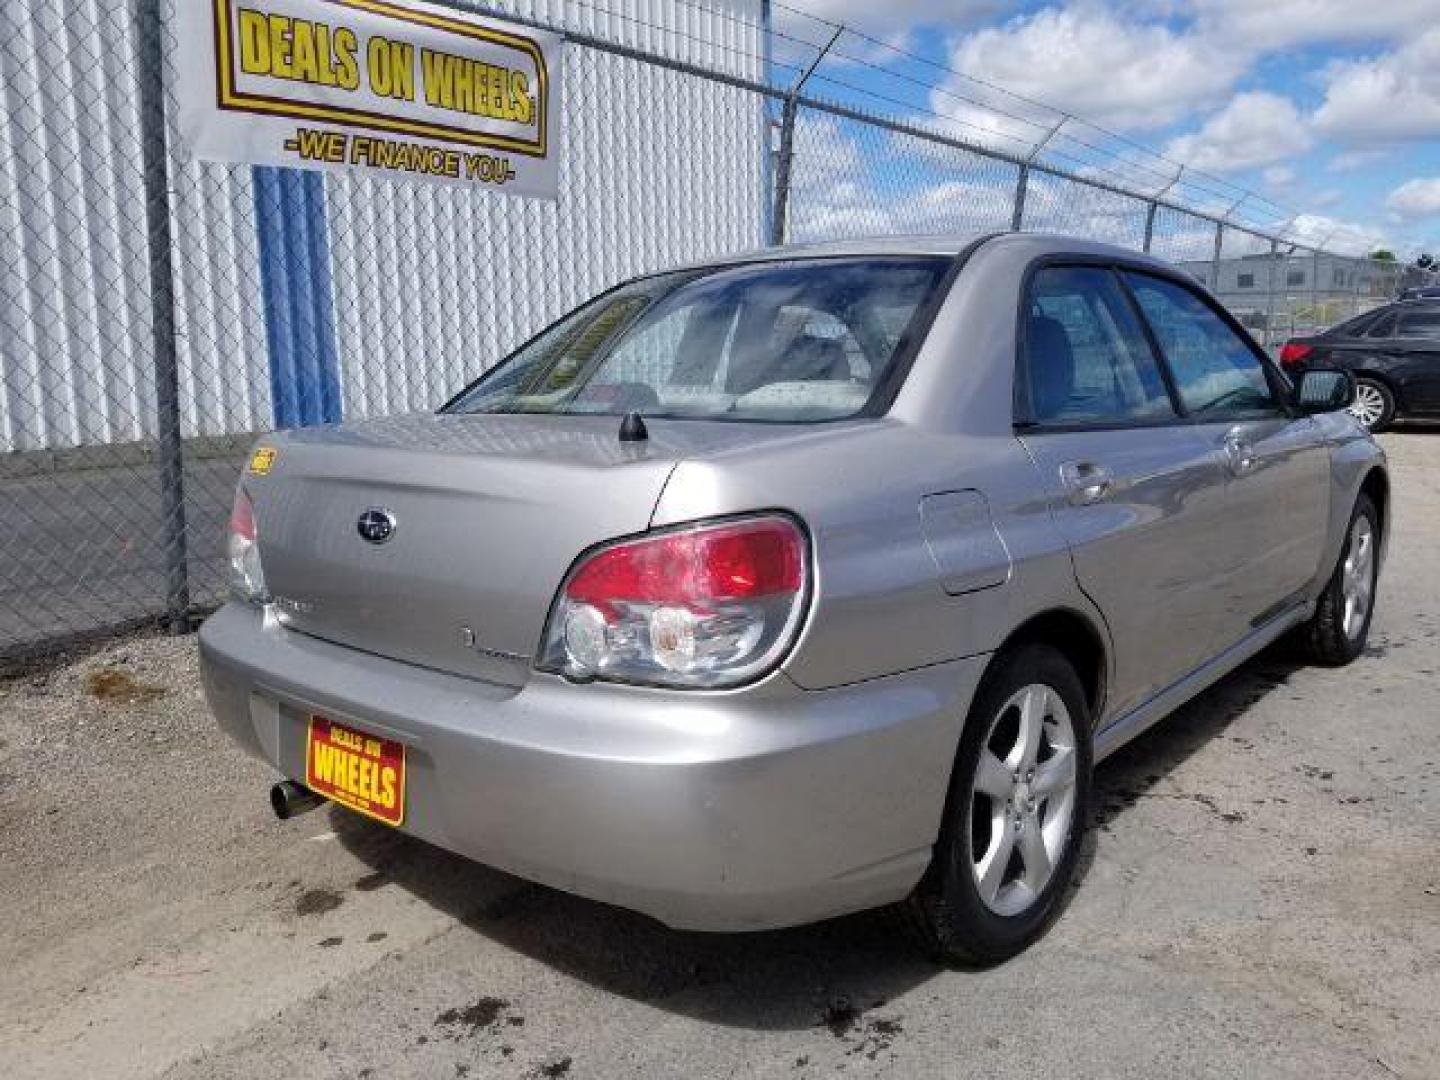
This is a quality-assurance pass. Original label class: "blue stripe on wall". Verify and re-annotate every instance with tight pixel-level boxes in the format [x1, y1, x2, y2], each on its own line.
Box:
[253, 167, 342, 429]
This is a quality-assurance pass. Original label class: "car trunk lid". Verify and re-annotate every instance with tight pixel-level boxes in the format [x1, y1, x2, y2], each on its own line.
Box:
[249, 412, 683, 687]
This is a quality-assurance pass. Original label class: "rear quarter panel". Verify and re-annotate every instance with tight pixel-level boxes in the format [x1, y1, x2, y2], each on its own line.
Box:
[651, 236, 1128, 696]
[651, 424, 1098, 691]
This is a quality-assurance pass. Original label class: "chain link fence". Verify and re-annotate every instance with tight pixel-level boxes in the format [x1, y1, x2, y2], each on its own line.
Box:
[0, 0, 1428, 661]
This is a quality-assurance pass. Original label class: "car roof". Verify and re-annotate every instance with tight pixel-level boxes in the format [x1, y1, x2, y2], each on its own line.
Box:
[667, 231, 1177, 274]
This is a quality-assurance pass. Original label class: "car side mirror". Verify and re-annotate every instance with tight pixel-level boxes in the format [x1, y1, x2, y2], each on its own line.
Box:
[1293, 368, 1355, 415]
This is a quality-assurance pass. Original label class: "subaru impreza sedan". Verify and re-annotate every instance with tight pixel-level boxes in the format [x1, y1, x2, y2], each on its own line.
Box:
[201, 233, 1387, 963]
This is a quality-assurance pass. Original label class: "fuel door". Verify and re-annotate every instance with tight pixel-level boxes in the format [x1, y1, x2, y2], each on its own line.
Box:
[919, 490, 1012, 596]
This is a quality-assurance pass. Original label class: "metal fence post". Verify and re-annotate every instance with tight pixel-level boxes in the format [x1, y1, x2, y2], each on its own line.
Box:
[1264, 239, 1279, 350]
[136, 0, 191, 635]
[1311, 248, 1320, 331]
[769, 25, 842, 247]
[1143, 167, 1181, 254]
[770, 96, 798, 247]
[1210, 221, 1224, 293]
[1012, 117, 1064, 234]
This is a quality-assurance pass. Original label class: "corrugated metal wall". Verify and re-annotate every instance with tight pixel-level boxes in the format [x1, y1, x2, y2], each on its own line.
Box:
[1, 0, 767, 451]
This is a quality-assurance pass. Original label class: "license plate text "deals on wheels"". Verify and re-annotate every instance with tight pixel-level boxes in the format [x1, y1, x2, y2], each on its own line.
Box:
[306, 716, 406, 826]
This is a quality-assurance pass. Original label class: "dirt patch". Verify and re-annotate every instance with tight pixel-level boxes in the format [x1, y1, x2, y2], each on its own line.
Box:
[294, 888, 344, 917]
[848, 1018, 904, 1060]
[434, 997, 511, 1037]
[83, 668, 166, 705]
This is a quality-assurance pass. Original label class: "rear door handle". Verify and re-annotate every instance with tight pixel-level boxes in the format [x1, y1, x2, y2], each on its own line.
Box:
[1058, 461, 1114, 505]
[1222, 432, 1258, 476]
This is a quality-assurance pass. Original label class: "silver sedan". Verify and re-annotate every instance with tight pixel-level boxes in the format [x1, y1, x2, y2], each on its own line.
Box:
[200, 233, 1387, 963]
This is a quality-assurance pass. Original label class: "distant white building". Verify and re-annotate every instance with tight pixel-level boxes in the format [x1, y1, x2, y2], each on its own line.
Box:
[1178, 251, 1403, 301]
[1176, 251, 1423, 338]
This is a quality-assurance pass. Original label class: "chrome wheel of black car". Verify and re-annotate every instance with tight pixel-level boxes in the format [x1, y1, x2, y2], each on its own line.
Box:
[1348, 379, 1393, 431]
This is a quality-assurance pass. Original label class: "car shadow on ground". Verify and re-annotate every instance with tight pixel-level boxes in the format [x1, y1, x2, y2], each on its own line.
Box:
[332, 645, 1303, 1032]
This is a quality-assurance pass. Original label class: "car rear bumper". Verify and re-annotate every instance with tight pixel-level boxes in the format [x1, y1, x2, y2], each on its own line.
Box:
[198, 602, 987, 931]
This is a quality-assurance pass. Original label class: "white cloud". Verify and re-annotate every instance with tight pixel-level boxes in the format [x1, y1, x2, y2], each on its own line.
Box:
[944, 4, 1246, 132]
[1190, 0, 1440, 50]
[1164, 92, 1312, 174]
[927, 92, 1061, 159]
[1263, 165, 1297, 190]
[1312, 189, 1344, 209]
[1326, 148, 1389, 173]
[1313, 28, 1440, 144]
[789, 118, 1022, 241]
[1387, 178, 1440, 220]
[1287, 214, 1391, 255]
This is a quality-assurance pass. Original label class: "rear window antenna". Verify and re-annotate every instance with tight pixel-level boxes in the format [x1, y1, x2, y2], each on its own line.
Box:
[619, 410, 649, 442]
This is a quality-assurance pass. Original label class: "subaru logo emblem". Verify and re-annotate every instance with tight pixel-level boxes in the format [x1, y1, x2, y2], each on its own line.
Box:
[357, 507, 397, 545]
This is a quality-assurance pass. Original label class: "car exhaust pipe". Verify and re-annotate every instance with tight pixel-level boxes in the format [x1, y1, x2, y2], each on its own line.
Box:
[270, 780, 323, 820]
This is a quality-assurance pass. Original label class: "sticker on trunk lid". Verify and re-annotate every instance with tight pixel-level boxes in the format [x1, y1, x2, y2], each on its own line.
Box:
[248, 446, 277, 475]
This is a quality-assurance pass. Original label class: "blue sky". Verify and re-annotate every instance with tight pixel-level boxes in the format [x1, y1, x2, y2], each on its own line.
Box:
[771, 0, 1440, 257]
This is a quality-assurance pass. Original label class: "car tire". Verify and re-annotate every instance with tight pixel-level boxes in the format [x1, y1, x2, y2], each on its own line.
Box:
[1300, 493, 1380, 666]
[1349, 378, 1395, 432]
[901, 643, 1092, 966]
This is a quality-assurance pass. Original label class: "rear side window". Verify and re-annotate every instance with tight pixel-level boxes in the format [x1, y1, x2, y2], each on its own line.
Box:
[1366, 313, 1396, 339]
[1021, 266, 1175, 425]
[1328, 311, 1378, 338]
[1397, 309, 1440, 339]
[1124, 273, 1279, 419]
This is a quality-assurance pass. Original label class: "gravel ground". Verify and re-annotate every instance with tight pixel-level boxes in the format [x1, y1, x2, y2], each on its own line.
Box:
[2, 432, 1437, 1080]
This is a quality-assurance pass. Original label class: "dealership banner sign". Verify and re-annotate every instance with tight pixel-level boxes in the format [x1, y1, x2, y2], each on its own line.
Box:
[174, 0, 562, 197]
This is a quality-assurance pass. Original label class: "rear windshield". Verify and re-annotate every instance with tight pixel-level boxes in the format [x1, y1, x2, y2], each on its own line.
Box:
[443, 257, 952, 422]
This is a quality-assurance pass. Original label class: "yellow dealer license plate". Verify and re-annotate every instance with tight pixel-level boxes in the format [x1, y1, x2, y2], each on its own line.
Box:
[305, 716, 406, 827]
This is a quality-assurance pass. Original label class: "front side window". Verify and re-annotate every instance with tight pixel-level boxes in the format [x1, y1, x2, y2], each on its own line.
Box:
[444, 258, 952, 423]
[1124, 272, 1279, 419]
[1021, 266, 1175, 425]
[1238, 273, 1255, 289]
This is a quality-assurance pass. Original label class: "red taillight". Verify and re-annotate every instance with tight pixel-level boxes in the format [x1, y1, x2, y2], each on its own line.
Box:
[227, 487, 266, 602]
[566, 517, 805, 609]
[229, 487, 257, 542]
[542, 515, 809, 688]
[1279, 342, 1313, 368]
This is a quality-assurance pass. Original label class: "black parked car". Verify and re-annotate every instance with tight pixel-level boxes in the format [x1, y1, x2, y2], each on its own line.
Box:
[1280, 300, 1440, 430]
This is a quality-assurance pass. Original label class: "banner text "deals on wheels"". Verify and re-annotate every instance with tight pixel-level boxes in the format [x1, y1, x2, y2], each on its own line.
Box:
[176, 0, 562, 197]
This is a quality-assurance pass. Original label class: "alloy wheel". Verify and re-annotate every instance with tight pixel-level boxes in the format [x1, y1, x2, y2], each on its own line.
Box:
[1342, 514, 1375, 641]
[1348, 383, 1386, 429]
[968, 683, 1078, 917]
